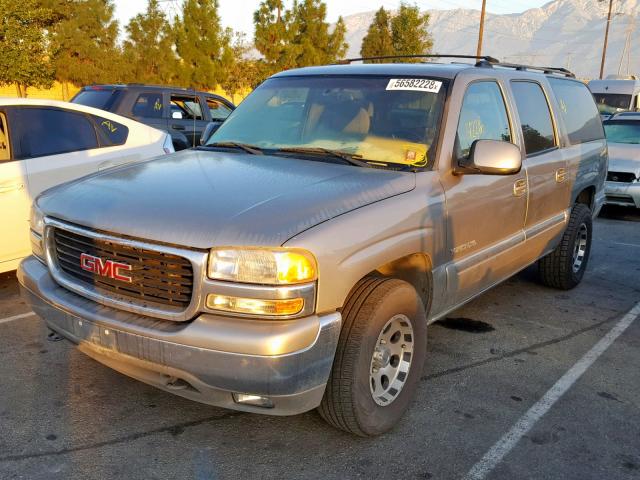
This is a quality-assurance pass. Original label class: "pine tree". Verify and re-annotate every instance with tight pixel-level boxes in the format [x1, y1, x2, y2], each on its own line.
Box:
[391, 2, 433, 62]
[360, 7, 394, 63]
[122, 0, 177, 85]
[0, 0, 55, 96]
[174, 0, 234, 90]
[49, 0, 123, 88]
[253, 0, 298, 73]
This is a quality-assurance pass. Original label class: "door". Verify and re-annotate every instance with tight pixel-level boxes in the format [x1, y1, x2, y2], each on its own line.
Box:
[440, 80, 528, 307]
[511, 81, 569, 259]
[130, 91, 167, 131]
[0, 110, 32, 269]
[170, 94, 207, 148]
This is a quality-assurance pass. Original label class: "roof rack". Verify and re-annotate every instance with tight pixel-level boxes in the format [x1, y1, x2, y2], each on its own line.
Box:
[335, 54, 575, 78]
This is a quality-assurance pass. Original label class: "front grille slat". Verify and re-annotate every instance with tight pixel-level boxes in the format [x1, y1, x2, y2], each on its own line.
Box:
[52, 227, 194, 309]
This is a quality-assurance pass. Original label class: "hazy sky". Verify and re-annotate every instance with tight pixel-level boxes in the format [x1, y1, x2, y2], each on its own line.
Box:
[114, 0, 552, 36]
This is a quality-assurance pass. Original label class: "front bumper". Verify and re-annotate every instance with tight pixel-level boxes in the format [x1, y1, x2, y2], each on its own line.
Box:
[604, 181, 640, 208]
[18, 256, 341, 415]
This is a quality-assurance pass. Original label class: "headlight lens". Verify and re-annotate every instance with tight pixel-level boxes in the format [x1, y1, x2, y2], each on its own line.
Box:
[30, 204, 45, 236]
[208, 248, 317, 285]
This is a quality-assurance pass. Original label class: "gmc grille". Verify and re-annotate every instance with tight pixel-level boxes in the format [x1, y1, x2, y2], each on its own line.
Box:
[52, 227, 194, 308]
[607, 171, 636, 183]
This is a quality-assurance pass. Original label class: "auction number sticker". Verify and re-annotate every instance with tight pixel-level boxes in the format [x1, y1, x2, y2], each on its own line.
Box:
[386, 78, 442, 93]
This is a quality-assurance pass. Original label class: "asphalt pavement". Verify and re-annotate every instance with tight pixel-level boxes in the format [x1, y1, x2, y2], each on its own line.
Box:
[0, 205, 638, 480]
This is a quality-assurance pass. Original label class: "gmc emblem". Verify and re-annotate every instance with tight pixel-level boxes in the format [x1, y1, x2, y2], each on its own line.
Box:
[80, 253, 133, 283]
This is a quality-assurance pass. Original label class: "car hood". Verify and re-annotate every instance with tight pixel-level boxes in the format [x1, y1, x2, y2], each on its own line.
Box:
[608, 143, 640, 177]
[37, 150, 415, 249]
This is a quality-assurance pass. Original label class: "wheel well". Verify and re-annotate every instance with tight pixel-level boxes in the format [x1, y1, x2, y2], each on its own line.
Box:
[575, 186, 595, 210]
[368, 253, 433, 314]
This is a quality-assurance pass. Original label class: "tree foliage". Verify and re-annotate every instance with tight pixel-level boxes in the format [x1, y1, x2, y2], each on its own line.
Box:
[360, 4, 433, 63]
[0, 0, 55, 94]
[122, 0, 177, 85]
[174, 0, 234, 90]
[254, 0, 348, 74]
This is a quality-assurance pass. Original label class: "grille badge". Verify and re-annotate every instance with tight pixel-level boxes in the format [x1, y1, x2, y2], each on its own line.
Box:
[80, 253, 133, 283]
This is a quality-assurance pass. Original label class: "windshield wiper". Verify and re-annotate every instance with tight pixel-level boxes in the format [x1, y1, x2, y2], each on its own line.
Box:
[274, 147, 373, 168]
[204, 142, 264, 155]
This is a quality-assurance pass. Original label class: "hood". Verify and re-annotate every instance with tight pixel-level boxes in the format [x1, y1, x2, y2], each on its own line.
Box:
[37, 150, 415, 249]
[607, 143, 640, 178]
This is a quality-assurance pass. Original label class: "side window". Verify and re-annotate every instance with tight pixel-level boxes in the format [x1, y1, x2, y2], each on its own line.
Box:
[511, 81, 556, 155]
[15, 108, 98, 159]
[170, 95, 203, 120]
[206, 98, 233, 121]
[548, 78, 605, 145]
[456, 81, 512, 160]
[132, 93, 163, 119]
[0, 112, 10, 161]
[92, 115, 129, 147]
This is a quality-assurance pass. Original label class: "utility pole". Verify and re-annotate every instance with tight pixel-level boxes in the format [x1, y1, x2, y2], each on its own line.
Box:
[476, 0, 487, 57]
[599, 0, 615, 79]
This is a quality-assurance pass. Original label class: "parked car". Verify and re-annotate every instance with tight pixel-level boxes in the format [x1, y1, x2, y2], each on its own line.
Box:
[19, 57, 606, 436]
[71, 84, 235, 150]
[0, 98, 174, 273]
[602, 112, 640, 208]
[588, 75, 640, 118]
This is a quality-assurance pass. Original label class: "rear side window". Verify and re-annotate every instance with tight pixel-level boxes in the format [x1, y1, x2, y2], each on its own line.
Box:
[171, 95, 203, 120]
[456, 81, 512, 159]
[132, 93, 164, 118]
[92, 116, 129, 147]
[511, 81, 556, 155]
[548, 78, 604, 145]
[15, 108, 98, 159]
[72, 89, 121, 110]
[206, 98, 233, 121]
[0, 112, 10, 161]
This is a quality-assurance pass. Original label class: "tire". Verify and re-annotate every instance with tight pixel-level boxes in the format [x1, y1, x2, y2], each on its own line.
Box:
[318, 277, 427, 436]
[538, 203, 593, 290]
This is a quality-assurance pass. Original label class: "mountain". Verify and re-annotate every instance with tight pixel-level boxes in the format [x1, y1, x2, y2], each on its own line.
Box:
[341, 0, 640, 80]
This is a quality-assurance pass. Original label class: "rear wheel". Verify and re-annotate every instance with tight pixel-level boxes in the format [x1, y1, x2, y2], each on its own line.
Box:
[318, 278, 427, 436]
[538, 203, 593, 290]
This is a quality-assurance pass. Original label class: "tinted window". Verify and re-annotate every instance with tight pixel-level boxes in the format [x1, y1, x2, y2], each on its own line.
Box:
[511, 81, 556, 155]
[456, 81, 512, 159]
[72, 89, 121, 110]
[132, 93, 163, 118]
[548, 78, 604, 145]
[593, 93, 632, 115]
[206, 98, 233, 121]
[92, 115, 129, 146]
[15, 108, 98, 159]
[0, 112, 10, 161]
[171, 95, 203, 120]
[603, 120, 640, 144]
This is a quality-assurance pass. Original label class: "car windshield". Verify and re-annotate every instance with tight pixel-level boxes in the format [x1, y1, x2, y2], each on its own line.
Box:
[604, 120, 640, 144]
[593, 93, 633, 115]
[206, 75, 448, 169]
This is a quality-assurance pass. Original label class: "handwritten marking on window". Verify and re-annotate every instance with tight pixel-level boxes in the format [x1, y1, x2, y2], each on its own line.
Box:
[101, 120, 118, 134]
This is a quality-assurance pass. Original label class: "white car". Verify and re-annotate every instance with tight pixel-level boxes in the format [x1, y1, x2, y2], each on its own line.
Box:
[603, 112, 640, 209]
[0, 98, 174, 273]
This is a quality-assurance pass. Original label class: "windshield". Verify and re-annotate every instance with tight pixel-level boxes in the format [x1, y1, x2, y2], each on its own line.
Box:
[207, 75, 448, 169]
[604, 120, 640, 144]
[593, 93, 633, 115]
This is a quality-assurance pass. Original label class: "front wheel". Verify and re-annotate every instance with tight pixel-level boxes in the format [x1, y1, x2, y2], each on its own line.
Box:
[318, 278, 427, 436]
[538, 203, 593, 290]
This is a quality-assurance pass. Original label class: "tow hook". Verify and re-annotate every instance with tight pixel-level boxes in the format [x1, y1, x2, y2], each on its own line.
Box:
[47, 330, 64, 342]
[164, 376, 190, 391]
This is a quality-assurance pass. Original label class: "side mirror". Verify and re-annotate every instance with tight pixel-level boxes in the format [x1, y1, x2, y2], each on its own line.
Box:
[172, 111, 183, 120]
[200, 122, 220, 145]
[455, 140, 522, 175]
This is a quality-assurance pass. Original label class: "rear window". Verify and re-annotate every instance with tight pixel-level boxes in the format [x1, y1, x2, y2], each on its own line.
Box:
[92, 116, 129, 147]
[548, 78, 604, 145]
[72, 89, 121, 111]
[593, 93, 632, 115]
[511, 81, 556, 155]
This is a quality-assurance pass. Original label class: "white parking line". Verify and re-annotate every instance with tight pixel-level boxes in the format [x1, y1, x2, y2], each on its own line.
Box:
[613, 242, 640, 249]
[0, 312, 36, 325]
[464, 300, 640, 480]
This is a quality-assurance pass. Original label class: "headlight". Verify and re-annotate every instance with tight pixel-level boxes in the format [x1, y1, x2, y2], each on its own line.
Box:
[208, 248, 317, 285]
[30, 204, 45, 236]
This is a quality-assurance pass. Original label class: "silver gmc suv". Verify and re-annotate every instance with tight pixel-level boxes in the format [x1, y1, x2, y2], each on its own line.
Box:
[19, 56, 607, 436]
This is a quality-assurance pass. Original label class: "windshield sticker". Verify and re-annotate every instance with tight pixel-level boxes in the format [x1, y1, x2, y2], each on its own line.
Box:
[386, 79, 442, 93]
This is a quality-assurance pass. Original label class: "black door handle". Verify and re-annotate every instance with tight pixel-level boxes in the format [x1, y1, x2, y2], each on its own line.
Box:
[172, 125, 185, 130]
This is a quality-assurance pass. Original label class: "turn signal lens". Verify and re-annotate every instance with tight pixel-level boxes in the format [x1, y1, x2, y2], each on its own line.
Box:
[208, 248, 317, 285]
[206, 294, 304, 316]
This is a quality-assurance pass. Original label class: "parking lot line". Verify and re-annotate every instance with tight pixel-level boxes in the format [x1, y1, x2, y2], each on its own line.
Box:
[0, 312, 36, 325]
[464, 300, 640, 480]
